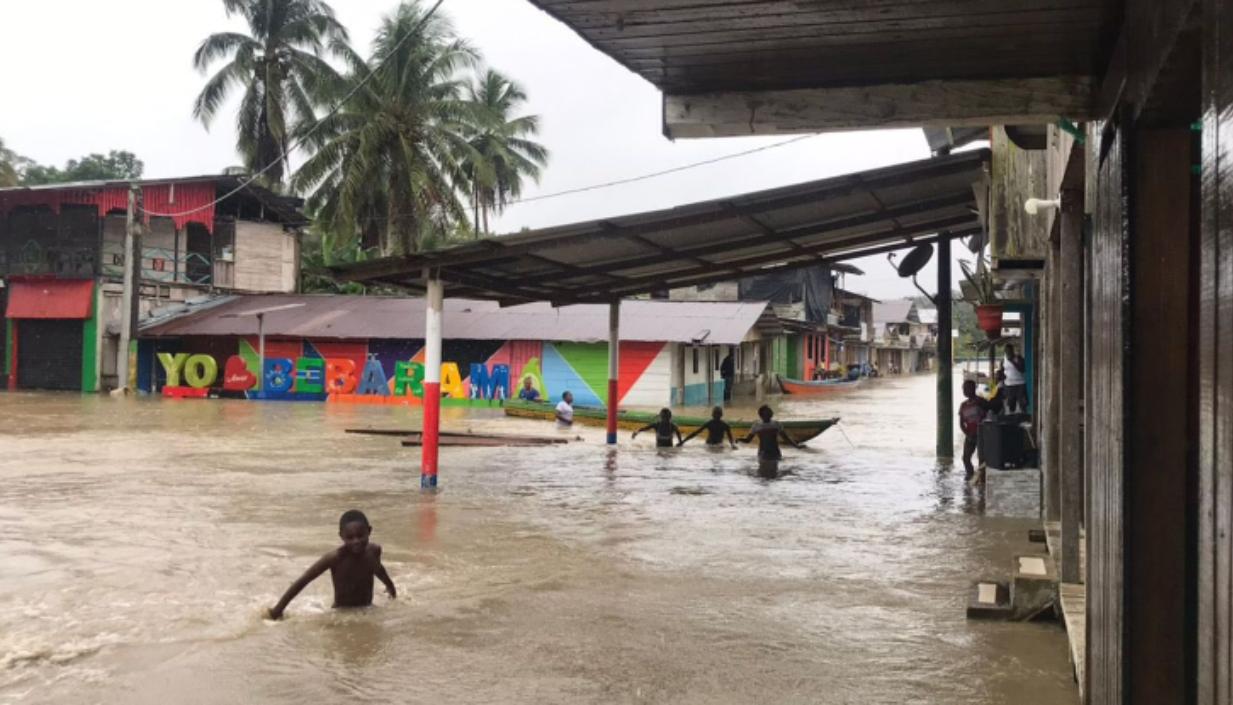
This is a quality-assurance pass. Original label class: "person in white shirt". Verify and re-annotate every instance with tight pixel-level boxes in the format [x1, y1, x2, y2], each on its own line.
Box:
[1001, 344, 1028, 413]
[555, 391, 574, 428]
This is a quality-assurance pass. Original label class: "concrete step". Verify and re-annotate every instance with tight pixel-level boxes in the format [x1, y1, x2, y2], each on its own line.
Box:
[1028, 528, 1047, 544]
[1012, 553, 1058, 618]
[966, 580, 1014, 620]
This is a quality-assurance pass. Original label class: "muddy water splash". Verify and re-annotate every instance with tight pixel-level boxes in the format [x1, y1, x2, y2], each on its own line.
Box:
[0, 376, 1074, 704]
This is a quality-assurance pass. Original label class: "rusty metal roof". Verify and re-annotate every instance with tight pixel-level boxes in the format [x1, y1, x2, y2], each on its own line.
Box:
[141, 294, 770, 346]
[335, 150, 989, 305]
[525, 1, 1115, 95]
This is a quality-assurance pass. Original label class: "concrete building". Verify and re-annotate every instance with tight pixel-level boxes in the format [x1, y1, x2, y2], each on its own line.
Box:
[0, 176, 305, 392]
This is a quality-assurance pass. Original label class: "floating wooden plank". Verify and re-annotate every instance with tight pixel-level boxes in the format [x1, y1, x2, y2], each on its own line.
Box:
[346, 428, 570, 444]
[399, 435, 563, 448]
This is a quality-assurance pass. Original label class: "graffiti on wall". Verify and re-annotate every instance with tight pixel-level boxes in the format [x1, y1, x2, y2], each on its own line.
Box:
[142, 338, 673, 407]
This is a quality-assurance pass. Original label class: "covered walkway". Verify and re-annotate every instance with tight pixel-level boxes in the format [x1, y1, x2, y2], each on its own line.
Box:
[335, 150, 987, 490]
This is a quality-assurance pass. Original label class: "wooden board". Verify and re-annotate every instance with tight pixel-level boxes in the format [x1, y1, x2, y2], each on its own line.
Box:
[346, 428, 570, 444]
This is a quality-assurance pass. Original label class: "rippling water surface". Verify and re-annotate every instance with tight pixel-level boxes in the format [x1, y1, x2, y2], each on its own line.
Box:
[0, 374, 1074, 704]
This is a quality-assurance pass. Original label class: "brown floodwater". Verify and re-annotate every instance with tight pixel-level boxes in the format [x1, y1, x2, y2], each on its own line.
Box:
[0, 373, 1075, 704]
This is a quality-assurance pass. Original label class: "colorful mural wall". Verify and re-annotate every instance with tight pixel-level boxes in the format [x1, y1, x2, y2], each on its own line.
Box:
[137, 337, 675, 408]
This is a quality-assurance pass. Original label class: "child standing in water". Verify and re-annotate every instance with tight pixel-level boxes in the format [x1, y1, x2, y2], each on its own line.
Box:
[740, 405, 803, 478]
[679, 406, 738, 449]
[266, 509, 396, 620]
[632, 408, 684, 447]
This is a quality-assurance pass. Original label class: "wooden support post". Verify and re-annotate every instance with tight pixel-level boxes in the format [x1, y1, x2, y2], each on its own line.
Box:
[937, 236, 954, 459]
[607, 301, 619, 445]
[1044, 240, 1062, 522]
[1059, 189, 1084, 583]
[422, 275, 443, 491]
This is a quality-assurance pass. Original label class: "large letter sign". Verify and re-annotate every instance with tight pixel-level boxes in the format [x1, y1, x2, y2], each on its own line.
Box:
[223, 355, 257, 391]
[263, 358, 295, 393]
[469, 363, 510, 400]
[182, 354, 218, 388]
[324, 358, 358, 394]
[393, 361, 424, 397]
[156, 352, 189, 387]
[356, 358, 391, 396]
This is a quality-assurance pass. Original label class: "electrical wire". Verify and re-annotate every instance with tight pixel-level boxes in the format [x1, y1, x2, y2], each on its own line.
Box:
[141, 0, 447, 220]
[349, 132, 822, 225]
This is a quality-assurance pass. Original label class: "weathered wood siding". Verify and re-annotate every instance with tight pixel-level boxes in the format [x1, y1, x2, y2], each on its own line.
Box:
[1087, 120, 1128, 705]
[1199, 0, 1233, 700]
[990, 126, 1051, 265]
[233, 222, 298, 293]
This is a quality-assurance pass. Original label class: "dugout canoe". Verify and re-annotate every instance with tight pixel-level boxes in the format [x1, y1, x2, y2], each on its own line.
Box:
[503, 400, 839, 444]
[777, 375, 863, 395]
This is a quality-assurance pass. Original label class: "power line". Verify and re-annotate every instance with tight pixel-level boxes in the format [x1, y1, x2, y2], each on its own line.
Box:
[350, 132, 821, 225]
[506, 133, 819, 206]
[141, 0, 448, 220]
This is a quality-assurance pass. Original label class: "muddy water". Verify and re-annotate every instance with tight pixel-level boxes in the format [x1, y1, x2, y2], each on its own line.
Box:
[0, 374, 1075, 704]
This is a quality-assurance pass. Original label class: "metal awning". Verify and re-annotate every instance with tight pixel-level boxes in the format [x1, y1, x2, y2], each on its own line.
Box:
[335, 150, 989, 305]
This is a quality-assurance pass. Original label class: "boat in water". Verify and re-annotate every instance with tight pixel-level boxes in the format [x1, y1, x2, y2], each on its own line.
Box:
[777, 374, 863, 395]
[503, 399, 839, 444]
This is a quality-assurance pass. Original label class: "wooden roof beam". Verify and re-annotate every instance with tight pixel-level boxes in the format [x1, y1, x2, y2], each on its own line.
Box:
[663, 76, 1095, 138]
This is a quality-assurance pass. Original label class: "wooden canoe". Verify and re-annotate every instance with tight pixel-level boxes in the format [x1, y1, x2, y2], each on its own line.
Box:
[503, 400, 839, 444]
[777, 375, 863, 395]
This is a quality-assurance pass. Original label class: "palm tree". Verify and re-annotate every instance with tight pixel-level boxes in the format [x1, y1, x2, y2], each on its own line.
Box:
[462, 70, 548, 235]
[192, 0, 349, 187]
[292, 1, 482, 255]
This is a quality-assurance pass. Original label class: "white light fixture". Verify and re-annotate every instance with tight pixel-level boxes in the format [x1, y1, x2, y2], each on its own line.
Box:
[1024, 198, 1061, 216]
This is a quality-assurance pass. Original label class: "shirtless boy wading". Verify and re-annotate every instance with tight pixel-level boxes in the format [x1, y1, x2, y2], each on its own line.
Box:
[267, 509, 396, 620]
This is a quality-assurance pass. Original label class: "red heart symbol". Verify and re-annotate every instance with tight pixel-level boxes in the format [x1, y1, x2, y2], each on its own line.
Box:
[222, 355, 257, 391]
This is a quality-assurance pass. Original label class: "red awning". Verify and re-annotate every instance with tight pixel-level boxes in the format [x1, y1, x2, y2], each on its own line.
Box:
[5, 279, 95, 319]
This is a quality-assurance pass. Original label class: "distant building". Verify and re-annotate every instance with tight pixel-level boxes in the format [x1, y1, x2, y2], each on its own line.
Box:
[872, 299, 934, 374]
[0, 176, 305, 392]
[669, 264, 867, 385]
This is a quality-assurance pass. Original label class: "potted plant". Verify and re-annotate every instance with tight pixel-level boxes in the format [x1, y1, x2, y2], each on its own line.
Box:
[959, 258, 1003, 338]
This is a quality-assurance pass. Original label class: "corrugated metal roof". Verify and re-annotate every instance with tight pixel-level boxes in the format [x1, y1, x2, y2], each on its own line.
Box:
[141, 294, 768, 346]
[873, 300, 918, 324]
[335, 151, 988, 305]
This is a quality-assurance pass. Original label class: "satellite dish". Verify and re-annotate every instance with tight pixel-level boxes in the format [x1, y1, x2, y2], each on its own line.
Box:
[896, 243, 935, 278]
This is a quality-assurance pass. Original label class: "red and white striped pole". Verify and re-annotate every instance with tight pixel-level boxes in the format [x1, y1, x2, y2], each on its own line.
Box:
[606, 300, 620, 445]
[422, 274, 443, 490]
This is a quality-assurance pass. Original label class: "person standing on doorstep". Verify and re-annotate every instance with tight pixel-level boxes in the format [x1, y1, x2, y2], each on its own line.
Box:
[958, 380, 990, 481]
[555, 391, 574, 428]
[1001, 343, 1028, 413]
[720, 352, 735, 403]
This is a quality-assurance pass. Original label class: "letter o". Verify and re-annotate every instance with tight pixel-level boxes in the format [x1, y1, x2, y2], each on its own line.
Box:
[183, 354, 219, 388]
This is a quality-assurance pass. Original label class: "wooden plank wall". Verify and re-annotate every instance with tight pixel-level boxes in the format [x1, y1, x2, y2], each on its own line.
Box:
[1128, 128, 1194, 704]
[1199, 0, 1233, 700]
[1087, 119, 1128, 705]
[989, 127, 1052, 265]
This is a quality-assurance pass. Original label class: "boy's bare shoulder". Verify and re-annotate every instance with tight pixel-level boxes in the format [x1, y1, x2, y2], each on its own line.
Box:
[367, 543, 383, 559]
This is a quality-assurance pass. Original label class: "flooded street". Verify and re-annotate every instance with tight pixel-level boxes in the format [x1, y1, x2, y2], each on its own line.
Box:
[0, 374, 1075, 704]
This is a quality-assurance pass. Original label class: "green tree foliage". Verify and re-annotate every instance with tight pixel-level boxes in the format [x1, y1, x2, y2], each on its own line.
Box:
[293, 1, 548, 255]
[0, 137, 25, 187]
[461, 70, 548, 235]
[293, 1, 482, 255]
[192, 0, 349, 187]
[20, 150, 144, 185]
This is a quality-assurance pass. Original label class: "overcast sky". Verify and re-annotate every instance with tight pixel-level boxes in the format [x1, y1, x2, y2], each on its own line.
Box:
[0, 0, 975, 301]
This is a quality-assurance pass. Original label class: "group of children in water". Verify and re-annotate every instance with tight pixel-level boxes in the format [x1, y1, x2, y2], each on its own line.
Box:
[266, 405, 804, 621]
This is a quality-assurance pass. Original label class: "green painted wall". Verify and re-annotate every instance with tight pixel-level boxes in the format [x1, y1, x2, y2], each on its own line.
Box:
[553, 342, 611, 405]
[80, 287, 99, 392]
[2, 319, 10, 377]
[786, 334, 802, 379]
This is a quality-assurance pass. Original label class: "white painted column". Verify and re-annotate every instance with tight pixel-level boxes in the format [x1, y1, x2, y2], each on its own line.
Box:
[607, 301, 620, 444]
[422, 275, 443, 489]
